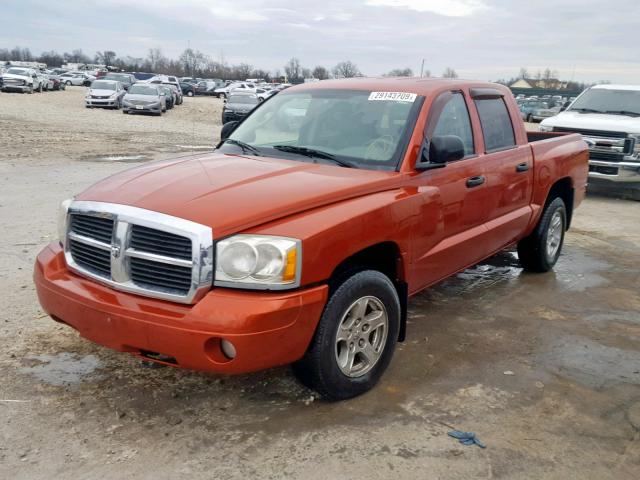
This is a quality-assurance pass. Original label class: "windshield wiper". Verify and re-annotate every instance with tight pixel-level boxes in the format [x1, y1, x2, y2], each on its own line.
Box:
[603, 110, 640, 117]
[272, 145, 354, 168]
[571, 107, 605, 114]
[219, 138, 261, 156]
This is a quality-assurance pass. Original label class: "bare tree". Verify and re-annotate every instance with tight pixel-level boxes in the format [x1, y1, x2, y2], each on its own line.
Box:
[385, 67, 413, 77]
[95, 50, 117, 66]
[312, 66, 329, 80]
[147, 48, 167, 72]
[284, 57, 302, 82]
[179, 48, 205, 77]
[518, 67, 530, 79]
[442, 67, 458, 78]
[332, 60, 360, 78]
[64, 49, 91, 64]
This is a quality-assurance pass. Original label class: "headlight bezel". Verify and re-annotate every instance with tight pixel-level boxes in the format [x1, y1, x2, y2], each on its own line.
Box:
[214, 234, 302, 290]
[629, 133, 640, 159]
[57, 198, 74, 245]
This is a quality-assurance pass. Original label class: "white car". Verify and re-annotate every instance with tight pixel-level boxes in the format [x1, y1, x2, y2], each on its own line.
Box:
[148, 74, 183, 105]
[214, 82, 256, 99]
[59, 72, 94, 86]
[1, 67, 46, 93]
[256, 88, 278, 102]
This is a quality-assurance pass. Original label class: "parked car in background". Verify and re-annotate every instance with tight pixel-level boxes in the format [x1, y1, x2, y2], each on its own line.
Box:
[59, 72, 91, 86]
[529, 101, 561, 122]
[157, 84, 176, 109]
[180, 81, 196, 97]
[540, 84, 640, 199]
[215, 81, 256, 99]
[222, 91, 260, 123]
[122, 83, 166, 116]
[148, 75, 183, 105]
[102, 73, 136, 90]
[1, 67, 45, 93]
[85, 80, 126, 109]
[131, 72, 155, 81]
[45, 71, 66, 91]
[519, 99, 549, 122]
[256, 88, 278, 102]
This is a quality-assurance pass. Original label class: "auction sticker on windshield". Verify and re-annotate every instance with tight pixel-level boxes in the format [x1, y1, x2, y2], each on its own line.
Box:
[368, 92, 417, 102]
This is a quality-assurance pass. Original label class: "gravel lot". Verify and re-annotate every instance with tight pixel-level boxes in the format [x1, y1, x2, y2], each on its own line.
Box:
[0, 88, 639, 480]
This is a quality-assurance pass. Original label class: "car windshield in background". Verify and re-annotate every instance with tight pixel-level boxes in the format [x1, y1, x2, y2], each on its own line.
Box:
[91, 81, 116, 91]
[7, 68, 29, 75]
[569, 89, 640, 116]
[229, 94, 259, 105]
[128, 85, 158, 95]
[224, 89, 420, 170]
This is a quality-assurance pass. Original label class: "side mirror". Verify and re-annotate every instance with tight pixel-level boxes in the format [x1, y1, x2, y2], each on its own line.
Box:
[220, 121, 239, 141]
[560, 101, 571, 112]
[417, 135, 465, 170]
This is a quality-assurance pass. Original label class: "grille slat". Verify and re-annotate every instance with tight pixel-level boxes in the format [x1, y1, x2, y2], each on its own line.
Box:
[130, 225, 192, 260]
[69, 239, 111, 277]
[130, 257, 192, 293]
[70, 214, 114, 244]
[553, 127, 628, 138]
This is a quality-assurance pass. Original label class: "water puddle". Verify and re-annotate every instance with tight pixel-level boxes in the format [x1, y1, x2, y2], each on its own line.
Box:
[20, 353, 103, 386]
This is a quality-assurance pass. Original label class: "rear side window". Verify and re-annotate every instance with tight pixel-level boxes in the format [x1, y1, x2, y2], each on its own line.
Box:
[474, 98, 515, 152]
[433, 93, 475, 156]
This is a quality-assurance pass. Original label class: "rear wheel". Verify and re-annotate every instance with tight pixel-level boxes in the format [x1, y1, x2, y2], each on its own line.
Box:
[293, 270, 400, 400]
[517, 197, 566, 272]
[65, 80, 71, 86]
[187, 91, 194, 97]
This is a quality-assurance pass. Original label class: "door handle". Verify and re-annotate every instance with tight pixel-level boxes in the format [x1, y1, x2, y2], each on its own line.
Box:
[466, 175, 485, 188]
[516, 162, 530, 172]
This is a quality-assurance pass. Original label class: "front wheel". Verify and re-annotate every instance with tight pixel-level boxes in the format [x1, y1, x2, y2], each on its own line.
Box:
[293, 270, 400, 400]
[65, 80, 71, 86]
[517, 197, 566, 272]
[187, 91, 194, 97]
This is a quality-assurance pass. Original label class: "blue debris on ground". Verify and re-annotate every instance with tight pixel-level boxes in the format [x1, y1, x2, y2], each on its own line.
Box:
[448, 430, 487, 448]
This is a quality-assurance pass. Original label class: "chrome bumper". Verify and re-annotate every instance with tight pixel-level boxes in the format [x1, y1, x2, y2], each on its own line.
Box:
[589, 160, 640, 183]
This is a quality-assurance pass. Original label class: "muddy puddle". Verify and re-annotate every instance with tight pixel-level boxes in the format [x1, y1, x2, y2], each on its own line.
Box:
[20, 353, 103, 386]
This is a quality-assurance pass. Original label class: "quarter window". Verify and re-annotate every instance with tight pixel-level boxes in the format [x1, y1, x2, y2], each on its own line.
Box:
[432, 93, 475, 156]
[475, 98, 516, 151]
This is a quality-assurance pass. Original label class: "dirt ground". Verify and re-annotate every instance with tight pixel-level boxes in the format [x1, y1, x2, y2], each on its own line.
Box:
[0, 87, 639, 480]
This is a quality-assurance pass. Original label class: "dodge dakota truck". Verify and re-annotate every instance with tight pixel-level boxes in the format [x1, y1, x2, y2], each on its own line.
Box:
[35, 78, 588, 400]
[540, 84, 640, 200]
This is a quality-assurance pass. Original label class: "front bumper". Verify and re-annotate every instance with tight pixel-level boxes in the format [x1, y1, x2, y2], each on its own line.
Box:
[123, 103, 162, 113]
[34, 243, 328, 374]
[2, 84, 31, 92]
[86, 98, 118, 107]
[588, 159, 640, 183]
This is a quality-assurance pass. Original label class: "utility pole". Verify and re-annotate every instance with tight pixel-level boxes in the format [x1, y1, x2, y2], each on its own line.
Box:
[420, 59, 425, 78]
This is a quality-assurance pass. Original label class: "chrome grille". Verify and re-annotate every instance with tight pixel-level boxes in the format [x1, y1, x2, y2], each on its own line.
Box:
[68, 238, 111, 277]
[63, 202, 213, 304]
[130, 225, 192, 260]
[553, 126, 633, 161]
[130, 257, 193, 294]
[70, 214, 113, 243]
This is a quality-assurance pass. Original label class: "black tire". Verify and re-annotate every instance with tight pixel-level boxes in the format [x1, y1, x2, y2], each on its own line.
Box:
[517, 197, 566, 272]
[38, 83, 43, 93]
[526, 114, 532, 123]
[219, 93, 226, 100]
[65, 80, 71, 86]
[293, 270, 400, 401]
[122, 110, 128, 114]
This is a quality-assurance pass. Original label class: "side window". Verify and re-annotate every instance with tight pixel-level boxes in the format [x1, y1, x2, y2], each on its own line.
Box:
[432, 93, 474, 156]
[474, 98, 515, 152]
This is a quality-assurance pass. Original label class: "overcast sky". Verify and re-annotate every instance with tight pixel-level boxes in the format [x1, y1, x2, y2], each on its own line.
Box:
[3, 0, 640, 83]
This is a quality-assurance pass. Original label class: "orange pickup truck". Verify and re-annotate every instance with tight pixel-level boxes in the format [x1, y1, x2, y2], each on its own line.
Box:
[34, 78, 588, 400]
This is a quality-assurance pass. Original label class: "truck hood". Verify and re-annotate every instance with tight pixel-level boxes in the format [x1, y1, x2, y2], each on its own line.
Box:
[541, 110, 640, 133]
[76, 153, 402, 237]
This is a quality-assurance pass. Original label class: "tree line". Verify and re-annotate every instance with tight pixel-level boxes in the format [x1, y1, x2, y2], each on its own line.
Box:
[1, 45, 459, 82]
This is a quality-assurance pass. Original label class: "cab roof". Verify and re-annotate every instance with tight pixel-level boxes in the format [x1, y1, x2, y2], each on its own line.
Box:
[286, 77, 510, 97]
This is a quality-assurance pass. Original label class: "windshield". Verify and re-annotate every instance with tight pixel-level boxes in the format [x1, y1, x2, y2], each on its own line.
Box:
[91, 81, 116, 91]
[569, 88, 640, 115]
[224, 89, 421, 170]
[229, 94, 259, 105]
[128, 85, 158, 95]
[7, 68, 29, 75]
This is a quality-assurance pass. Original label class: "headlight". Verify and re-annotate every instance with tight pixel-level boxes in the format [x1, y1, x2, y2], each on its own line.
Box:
[539, 124, 553, 132]
[57, 198, 73, 244]
[628, 134, 640, 159]
[215, 235, 301, 289]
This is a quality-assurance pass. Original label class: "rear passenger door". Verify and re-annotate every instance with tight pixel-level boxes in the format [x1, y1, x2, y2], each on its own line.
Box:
[470, 90, 534, 252]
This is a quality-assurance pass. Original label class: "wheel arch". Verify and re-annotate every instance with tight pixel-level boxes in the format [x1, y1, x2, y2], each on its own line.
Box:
[545, 176, 574, 229]
[328, 241, 409, 342]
